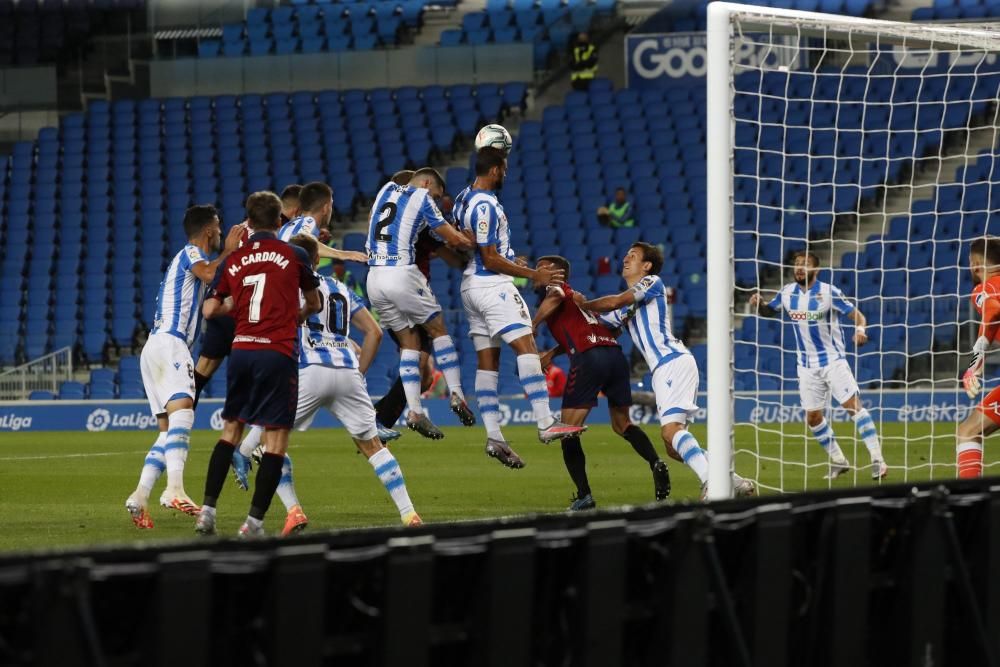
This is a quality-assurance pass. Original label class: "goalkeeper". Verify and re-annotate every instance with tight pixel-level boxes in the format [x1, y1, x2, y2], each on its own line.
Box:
[749, 251, 887, 481]
[957, 237, 1000, 478]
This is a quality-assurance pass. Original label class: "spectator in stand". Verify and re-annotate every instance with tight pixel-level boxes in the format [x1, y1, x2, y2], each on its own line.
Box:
[597, 187, 635, 228]
[570, 32, 598, 91]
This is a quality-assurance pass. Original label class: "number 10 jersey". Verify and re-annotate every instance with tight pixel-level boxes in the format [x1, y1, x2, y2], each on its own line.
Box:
[299, 275, 364, 370]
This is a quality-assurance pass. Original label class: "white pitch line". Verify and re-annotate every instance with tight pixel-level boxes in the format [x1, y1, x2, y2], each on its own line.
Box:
[0, 450, 150, 462]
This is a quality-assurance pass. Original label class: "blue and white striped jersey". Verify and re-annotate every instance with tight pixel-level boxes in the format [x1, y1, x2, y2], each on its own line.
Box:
[767, 280, 854, 369]
[456, 188, 516, 285]
[278, 215, 319, 242]
[299, 275, 364, 370]
[365, 183, 447, 267]
[600, 275, 689, 373]
[152, 244, 209, 346]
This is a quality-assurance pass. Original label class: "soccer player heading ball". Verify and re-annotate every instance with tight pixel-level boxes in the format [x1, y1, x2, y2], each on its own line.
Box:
[750, 250, 887, 481]
[957, 237, 1000, 478]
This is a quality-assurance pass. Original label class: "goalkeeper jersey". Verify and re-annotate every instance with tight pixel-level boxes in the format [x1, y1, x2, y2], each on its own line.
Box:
[768, 280, 855, 369]
[971, 275, 1000, 316]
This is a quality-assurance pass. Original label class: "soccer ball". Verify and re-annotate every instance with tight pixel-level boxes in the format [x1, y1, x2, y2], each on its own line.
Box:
[475, 124, 513, 154]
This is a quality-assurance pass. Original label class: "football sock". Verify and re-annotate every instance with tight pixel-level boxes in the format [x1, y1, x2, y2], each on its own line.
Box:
[239, 426, 263, 458]
[516, 353, 553, 429]
[672, 430, 709, 484]
[202, 440, 235, 508]
[135, 432, 168, 503]
[475, 370, 504, 441]
[853, 409, 883, 462]
[193, 371, 209, 408]
[368, 448, 415, 518]
[958, 441, 984, 479]
[275, 455, 299, 512]
[400, 349, 424, 415]
[810, 418, 847, 462]
[622, 425, 659, 466]
[432, 335, 464, 400]
[249, 453, 284, 521]
[164, 408, 194, 493]
[561, 436, 591, 498]
[374, 377, 407, 429]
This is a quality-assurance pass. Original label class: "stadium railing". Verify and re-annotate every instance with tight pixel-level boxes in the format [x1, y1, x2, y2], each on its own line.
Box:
[0, 346, 73, 401]
[2, 476, 998, 666]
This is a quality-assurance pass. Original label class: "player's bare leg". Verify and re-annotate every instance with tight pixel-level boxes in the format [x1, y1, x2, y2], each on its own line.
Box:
[475, 344, 525, 468]
[356, 437, 422, 526]
[956, 410, 1000, 478]
[508, 334, 586, 443]
[422, 315, 475, 426]
[841, 395, 886, 480]
[397, 327, 444, 439]
[805, 409, 851, 480]
[608, 407, 670, 500]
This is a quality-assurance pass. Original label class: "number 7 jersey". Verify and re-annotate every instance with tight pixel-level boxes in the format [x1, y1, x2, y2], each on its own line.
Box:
[299, 275, 365, 370]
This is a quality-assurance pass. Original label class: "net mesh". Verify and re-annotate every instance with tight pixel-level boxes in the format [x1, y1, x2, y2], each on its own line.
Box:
[728, 15, 1000, 492]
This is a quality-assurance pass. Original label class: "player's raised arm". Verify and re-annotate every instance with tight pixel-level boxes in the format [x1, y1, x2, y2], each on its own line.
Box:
[350, 306, 383, 374]
[539, 345, 565, 371]
[189, 218, 244, 284]
[581, 289, 635, 313]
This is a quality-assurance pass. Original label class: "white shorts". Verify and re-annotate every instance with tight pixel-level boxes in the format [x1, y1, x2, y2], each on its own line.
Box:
[139, 332, 195, 416]
[797, 359, 860, 411]
[366, 265, 442, 332]
[461, 280, 533, 350]
[294, 364, 379, 440]
[653, 354, 700, 426]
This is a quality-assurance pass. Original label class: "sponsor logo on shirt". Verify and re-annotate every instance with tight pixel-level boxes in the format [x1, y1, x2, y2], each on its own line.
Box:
[788, 311, 823, 321]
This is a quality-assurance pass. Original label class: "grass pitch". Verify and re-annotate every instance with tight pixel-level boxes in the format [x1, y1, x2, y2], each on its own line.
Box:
[0, 422, 980, 553]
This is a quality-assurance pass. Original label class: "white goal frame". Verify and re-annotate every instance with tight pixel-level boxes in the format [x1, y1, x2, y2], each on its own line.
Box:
[705, 2, 1000, 500]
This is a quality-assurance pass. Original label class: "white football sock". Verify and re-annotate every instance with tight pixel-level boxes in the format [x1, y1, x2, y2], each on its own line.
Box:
[853, 409, 883, 462]
[275, 455, 300, 511]
[809, 418, 847, 462]
[240, 426, 263, 458]
[135, 432, 168, 503]
[164, 408, 194, 494]
[400, 349, 424, 415]
[516, 353, 553, 429]
[475, 369, 504, 441]
[432, 335, 464, 400]
[673, 429, 709, 484]
[369, 447, 415, 518]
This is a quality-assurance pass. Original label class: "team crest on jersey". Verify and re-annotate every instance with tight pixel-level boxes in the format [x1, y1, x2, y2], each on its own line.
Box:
[976, 291, 988, 309]
[253, 242, 260, 249]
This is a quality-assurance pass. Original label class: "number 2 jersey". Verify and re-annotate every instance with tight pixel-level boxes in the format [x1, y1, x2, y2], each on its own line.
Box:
[299, 275, 364, 370]
[365, 183, 448, 267]
[211, 232, 320, 359]
[544, 282, 619, 356]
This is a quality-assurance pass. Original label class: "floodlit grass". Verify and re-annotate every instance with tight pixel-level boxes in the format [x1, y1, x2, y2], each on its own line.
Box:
[0, 421, 974, 552]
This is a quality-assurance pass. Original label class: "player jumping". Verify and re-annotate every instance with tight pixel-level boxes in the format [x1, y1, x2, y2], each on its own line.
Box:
[532, 255, 671, 509]
[365, 168, 477, 439]
[125, 205, 244, 528]
[957, 237, 1000, 478]
[749, 250, 887, 481]
[455, 147, 586, 468]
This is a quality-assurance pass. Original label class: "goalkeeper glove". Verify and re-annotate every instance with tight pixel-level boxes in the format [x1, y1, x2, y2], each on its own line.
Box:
[963, 336, 990, 399]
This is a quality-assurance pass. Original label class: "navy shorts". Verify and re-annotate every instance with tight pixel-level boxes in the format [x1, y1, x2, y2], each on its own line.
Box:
[223, 349, 299, 429]
[200, 315, 236, 360]
[562, 346, 632, 410]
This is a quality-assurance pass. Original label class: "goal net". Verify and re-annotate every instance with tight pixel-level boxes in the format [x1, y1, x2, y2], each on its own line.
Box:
[705, 3, 1000, 498]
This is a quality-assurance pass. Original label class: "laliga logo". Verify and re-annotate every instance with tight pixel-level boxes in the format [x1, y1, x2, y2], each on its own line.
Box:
[87, 408, 112, 432]
[498, 403, 513, 427]
[210, 408, 225, 431]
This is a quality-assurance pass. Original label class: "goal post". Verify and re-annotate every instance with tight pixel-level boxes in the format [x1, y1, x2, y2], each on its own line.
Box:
[705, 2, 1000, 499]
